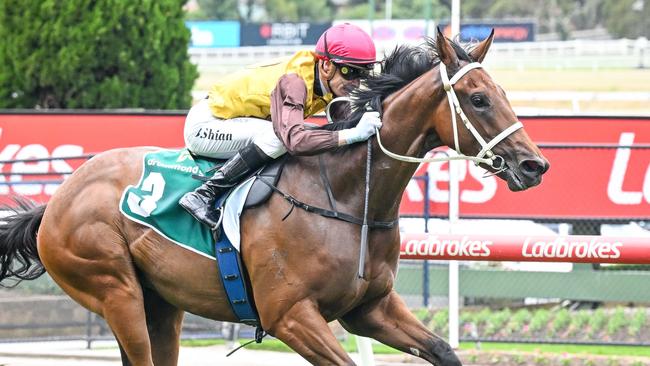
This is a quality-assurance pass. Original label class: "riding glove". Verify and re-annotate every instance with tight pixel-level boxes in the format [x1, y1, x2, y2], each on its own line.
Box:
[339, 111, 382, 145]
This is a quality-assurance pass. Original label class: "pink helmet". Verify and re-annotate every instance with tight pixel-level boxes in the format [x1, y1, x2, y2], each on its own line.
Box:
[315, 23, 376, 65]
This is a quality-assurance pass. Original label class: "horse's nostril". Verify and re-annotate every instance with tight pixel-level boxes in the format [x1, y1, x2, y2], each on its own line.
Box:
[523, 160, 539, 173]
[519, 158, 547, 177]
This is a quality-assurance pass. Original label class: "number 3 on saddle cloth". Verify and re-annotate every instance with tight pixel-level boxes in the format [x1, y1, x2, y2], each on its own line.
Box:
[119, 149, 284, 326]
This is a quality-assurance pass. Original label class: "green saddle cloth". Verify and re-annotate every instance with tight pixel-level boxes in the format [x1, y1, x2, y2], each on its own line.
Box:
[119, 149, 219, 259]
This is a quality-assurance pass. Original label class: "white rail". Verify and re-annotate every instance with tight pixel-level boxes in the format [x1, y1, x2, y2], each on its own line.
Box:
[189, 38, 650, 71]
[190, 90, 650, 114]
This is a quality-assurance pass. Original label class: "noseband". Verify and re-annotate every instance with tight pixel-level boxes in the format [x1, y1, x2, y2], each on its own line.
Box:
[374, 62, 523, 172]
[439, 62, 522, 170]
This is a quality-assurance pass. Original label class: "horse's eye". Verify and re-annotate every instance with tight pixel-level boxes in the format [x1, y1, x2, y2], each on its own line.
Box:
[471, 94, 489, 108]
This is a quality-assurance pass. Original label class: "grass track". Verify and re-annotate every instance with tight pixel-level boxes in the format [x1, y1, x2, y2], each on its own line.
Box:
[459, 342, 650, 357]
[489, 69, 650, 92]
[181, 338, 650, 358]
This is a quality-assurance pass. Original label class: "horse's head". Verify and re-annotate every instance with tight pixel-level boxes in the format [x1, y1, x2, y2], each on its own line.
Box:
[429, 28, 549, 191]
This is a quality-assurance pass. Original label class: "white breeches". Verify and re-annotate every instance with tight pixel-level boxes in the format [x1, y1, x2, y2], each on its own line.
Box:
[183, 99, 287, 159]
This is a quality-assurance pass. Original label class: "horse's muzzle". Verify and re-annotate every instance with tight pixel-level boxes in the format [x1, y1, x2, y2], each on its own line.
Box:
[507, 156, 549, 191]
[519, 157, 549, 180]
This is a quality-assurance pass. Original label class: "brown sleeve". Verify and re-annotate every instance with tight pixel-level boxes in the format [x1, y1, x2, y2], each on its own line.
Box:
[270, 73, 339, 155]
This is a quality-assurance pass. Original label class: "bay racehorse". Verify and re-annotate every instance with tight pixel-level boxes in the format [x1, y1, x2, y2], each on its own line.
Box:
[0, 29, 548, 365]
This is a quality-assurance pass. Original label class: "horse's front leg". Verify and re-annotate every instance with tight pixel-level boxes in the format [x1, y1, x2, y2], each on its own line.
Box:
[262, 299, 356, 366]
[340, 290, 462, 366]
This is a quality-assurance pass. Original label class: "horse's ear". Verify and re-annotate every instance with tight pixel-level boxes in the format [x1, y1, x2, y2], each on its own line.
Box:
[436, 27, 458, 67]
[469, 29, 495, 63]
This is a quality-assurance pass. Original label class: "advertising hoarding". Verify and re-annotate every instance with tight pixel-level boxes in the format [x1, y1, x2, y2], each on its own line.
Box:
[438, 22, 536, 42]
[240, 22, 331, 46]
[336, 20, 535, 48]
[186, 21, 240, 48]
[0, 113, 647, 219]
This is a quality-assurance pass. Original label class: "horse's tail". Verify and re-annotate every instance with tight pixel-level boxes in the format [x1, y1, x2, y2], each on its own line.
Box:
[0, 198, 46, 286]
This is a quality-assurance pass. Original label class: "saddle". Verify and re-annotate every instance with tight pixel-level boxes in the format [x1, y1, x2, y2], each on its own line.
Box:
[243, 157, 286, 209]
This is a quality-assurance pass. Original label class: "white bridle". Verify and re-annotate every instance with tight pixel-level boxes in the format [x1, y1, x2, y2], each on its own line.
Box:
[328, 62, 524, 172]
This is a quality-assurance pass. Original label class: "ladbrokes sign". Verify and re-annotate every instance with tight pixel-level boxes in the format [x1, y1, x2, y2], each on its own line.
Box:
[521, 236, 622, 260]
[400, 233, 649, 264]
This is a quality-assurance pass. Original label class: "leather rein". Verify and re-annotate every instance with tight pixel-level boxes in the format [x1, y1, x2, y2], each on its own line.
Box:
[255, 157, 398, 229]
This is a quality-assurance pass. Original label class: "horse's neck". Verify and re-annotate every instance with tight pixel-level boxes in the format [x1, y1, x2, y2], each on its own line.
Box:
[366, 70, 445, 214]
[313, 71, 444, 221]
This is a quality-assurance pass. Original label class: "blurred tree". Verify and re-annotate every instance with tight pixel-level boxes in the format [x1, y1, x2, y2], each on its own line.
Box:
[462, 0, 558, 34]
[0, 0, 198, 109]
[188, 0, 241, 20]
[484, 0, 538, 18]
[462, 0, 495, 18]
[263, 0, 332, 21]
[345, 0, 372, 6]
[337, 0, 449, 20]
[336, 2, 380, 19]
[241, 0, 258, 21]
[603, 0, 649, 38]
[569, 0, 606, 30]
[462, 0, 596, 38]
[467, 0, 648, 38]
[188, 0, 339, 23]
[392, 0, 450, 19]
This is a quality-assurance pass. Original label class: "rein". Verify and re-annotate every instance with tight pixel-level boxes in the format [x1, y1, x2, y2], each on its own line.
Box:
[357, 129, 373, 279]
[255, 174, 398, 229]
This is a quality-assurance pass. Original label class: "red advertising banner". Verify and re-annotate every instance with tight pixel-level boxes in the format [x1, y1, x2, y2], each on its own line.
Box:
[0, 113, 648, 219]
[0, 113, 185, 203]
[398, 116, 650, 219]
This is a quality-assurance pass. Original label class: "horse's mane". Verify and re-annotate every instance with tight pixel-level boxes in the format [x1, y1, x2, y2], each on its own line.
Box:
[319, 36, 475, 132]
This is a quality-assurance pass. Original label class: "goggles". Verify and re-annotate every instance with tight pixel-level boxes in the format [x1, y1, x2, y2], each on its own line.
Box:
[334, 63, 371, 80]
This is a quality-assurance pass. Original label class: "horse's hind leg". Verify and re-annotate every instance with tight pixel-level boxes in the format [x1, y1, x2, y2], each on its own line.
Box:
[143, 287, 185, 366]
[38, 224, 155, 365]
[83, 277, 182, 366]
[264, 299, 356, 365]
[340, 290, 462, 366]
[86, 258, 156, 366]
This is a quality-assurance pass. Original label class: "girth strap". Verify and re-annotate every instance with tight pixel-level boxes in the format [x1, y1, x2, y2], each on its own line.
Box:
[318, 155, 338, 212]
[255, 175, 398, 229]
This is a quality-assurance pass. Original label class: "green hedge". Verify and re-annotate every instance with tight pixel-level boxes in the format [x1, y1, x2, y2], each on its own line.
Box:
[418, 306, 649, 344]
[0, 0, 197, 109]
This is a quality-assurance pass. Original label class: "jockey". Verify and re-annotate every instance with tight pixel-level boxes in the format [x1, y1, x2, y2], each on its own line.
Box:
[179, 23, 382, 229]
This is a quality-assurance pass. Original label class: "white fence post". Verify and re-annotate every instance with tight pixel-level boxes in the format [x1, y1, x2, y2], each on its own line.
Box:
[448, 159, 461, 349]
[355, 336, 376, 366]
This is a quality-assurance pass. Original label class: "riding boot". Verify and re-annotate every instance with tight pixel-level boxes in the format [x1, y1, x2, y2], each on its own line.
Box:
[179, 144, 273, 229]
